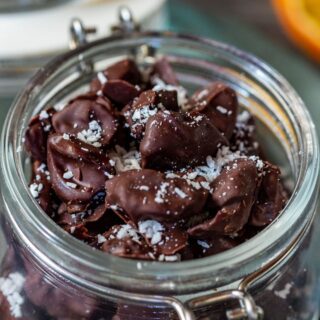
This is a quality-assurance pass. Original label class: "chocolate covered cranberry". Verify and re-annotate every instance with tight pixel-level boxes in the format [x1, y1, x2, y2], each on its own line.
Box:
[101, 224, 152, 260]
[102, 79, 141, 107]
[190, 82, 238, 139]
[104, 59, 142, 84]
[140, 111, 228, 169]
[188, 159, 260, 236]
[0, 292, 15, 320]
[122, 90, 179, 139]
[47, 134, 114, 205]
[105, 169, 208, 223]
[25, 108, 55, 161]
[29, 161, 57, 215]
[250, 162, 287, 227]
[52, 93, 118, 148]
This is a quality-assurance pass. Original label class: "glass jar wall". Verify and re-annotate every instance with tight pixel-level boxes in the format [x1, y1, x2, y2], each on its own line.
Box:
[0, 32, 319, 319]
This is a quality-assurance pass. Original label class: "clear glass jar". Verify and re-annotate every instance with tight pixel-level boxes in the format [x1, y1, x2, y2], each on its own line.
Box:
[0, 31, 319, 320]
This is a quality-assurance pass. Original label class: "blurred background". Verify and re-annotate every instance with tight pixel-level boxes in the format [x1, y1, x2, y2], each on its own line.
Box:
[0, 0, 319, 134]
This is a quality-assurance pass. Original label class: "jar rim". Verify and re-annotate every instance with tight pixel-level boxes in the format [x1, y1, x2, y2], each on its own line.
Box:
[1, 30, 319, 294]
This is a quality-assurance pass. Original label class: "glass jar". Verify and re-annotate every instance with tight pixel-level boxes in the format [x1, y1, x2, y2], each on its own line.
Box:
[0, 30, 319, 320]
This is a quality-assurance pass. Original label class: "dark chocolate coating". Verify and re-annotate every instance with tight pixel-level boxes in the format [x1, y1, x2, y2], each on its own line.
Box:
[190, 82, 238, 139]
[151, 57, 179, 85]
[47, 134, 113, 205]
[25, 108, 55, 162]
[101, 225, 153, 260]
[23, 259, 96, 319]
[154, 227, 188, 255]
[250, 162, 287, 227]
[102, 80, 141, 108]
[105, 169, 208, 223]
[140, 111, 228, 170]
[0, 292, 15, 320]
[90, 58, 143, 92]
[52, 93, 118, 147]
[103, 59, 142, 85]
[188, 159, 259, 236]
[122, 90, 179, 139]
[30, 161, 58, 215]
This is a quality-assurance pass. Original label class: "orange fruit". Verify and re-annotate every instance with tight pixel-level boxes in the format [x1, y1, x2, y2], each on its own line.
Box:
[272, 0, 320, 62]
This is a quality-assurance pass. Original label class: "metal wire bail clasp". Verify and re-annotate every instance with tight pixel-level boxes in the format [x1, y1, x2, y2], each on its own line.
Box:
[185, 289, 264, 320]
[111, 6, 140, 34]
[69, 18, 96, 50]
[111, 6, 155, 65]
[69, 18, 97, 73]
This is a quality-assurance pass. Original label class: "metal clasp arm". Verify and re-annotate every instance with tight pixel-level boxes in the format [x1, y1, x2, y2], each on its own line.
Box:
[185, 289, 263, 320]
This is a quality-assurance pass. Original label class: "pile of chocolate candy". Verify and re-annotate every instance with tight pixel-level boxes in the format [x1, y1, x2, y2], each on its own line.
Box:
[25, 57, 287, 261]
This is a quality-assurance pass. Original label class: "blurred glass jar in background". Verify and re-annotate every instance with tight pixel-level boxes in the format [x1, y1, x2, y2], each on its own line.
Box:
[0, 0, 65, 11]
[0, 31, 319, 320]
[0, 1, 166, 126]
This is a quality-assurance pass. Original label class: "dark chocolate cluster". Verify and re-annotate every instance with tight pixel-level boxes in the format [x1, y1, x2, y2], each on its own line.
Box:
[25, 57, 287, 262]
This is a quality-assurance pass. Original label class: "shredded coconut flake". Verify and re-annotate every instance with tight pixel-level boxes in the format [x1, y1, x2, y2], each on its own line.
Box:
[54, 102, 65, 111]
[165, 145, 264, 192]
[43, 124, 51, 132]
[237, 110, 251, 123]
[132, 105, 157, 123]
[139, 185, 149, 191]
[197, 240, 210, 249]
[249, 155, 264, 170]
[155, 182, 169, 204]
[39, 110, 49, 120]
[37, 163, 46, 172]
[97, 72, 108, 84]
[164, 255, 179, 262]
[63, 133, 70, 140]
[97, 234, 107, 244]
[116, 224, 140, 243]
[66, 182, 77, 189]
[196, 89, 208, 100]
[109, 145, 141, 173]
[0, 273, 25, 318]
[274, 283, 292, 299]
[158, 254, 179, 262]
[63, 170, 73, 179]
[194, 115, 204, 122]
[138, 220, 164, 245]
[216, 106, 228, 114]
[174, 187, 187, 199]
[77, 120, 102, 147]
[29, 183, 43, 198]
